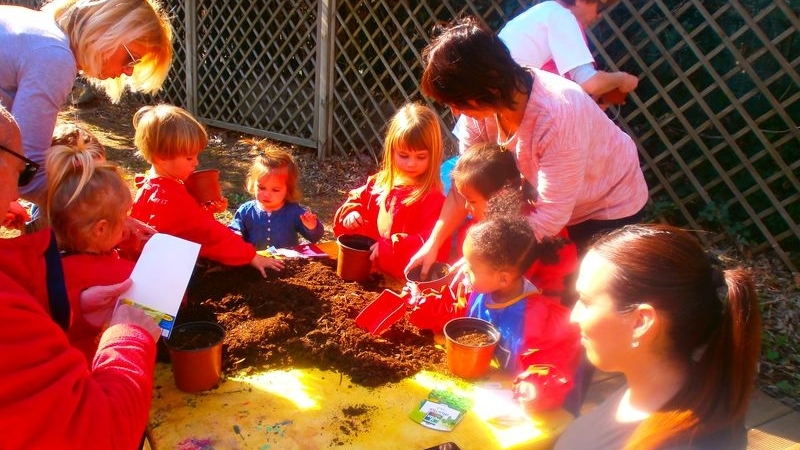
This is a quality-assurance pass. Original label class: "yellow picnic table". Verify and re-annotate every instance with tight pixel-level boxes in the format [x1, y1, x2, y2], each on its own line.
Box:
[149, 363, 572, 450]
[148, 241, 573, 449]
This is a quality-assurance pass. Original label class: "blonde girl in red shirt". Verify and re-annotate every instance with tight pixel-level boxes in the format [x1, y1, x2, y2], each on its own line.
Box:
[333, 102, 448, 279]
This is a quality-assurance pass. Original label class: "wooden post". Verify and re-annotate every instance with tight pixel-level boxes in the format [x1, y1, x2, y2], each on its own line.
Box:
[314, 0, 336, 159]
[184, 0, 198, 114]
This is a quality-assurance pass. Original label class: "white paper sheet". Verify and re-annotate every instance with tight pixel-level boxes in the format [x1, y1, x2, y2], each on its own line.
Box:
[118, 233, 201, 338]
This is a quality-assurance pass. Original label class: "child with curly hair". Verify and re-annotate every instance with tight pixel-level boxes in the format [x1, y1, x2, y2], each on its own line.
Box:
[462, 190, 582, 412]
[130, 104, 282, 276]
[229, 139, 324, 250]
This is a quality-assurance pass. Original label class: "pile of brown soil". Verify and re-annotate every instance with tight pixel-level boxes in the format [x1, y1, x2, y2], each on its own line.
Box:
[177, 258, 447, 387]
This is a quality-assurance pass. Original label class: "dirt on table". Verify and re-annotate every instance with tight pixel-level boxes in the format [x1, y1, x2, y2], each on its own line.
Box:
[57, 95, 800, 409]
[173, 257, 448, 387]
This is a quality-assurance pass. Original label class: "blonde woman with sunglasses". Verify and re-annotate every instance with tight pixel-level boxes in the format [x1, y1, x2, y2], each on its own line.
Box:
[0, 0, 173, 206]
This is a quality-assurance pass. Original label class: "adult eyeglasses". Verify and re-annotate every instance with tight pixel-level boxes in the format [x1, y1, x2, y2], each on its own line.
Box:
[0, 145, 40, 187]
[122, 44, 143, 68]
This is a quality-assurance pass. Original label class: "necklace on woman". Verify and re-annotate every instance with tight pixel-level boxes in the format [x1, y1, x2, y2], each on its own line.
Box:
[495, 113, 517, 151]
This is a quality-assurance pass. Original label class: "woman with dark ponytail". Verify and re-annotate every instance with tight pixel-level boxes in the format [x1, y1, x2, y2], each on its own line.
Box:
[556, 224, 761, 449]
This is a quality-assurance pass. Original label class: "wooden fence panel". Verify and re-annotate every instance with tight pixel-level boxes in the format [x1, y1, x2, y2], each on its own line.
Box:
[2, 0, 797, 271]
[590, 0, 799, 270]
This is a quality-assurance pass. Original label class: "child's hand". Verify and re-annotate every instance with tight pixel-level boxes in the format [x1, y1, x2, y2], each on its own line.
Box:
[369, 241, 379, 261]
[300, 209, 318, 229]
[250, 254, 284, 277]
[2, 201, 29, 231]
[118, 217, 157, 259]
[203, 197, 228, 214]
[512, 378, 538, 406]
[342, 211, 364, 229]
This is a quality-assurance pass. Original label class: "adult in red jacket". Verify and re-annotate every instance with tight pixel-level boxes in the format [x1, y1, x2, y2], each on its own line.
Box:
[0, 105, 161, 449]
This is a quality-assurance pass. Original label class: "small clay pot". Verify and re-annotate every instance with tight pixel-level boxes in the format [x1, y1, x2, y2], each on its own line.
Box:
[443, 317, 500, 379]
[165, 321, 225, 393]
[336, 234, 376, 282]
[405, 262, 455, 292]
[184, 169, 222, 205]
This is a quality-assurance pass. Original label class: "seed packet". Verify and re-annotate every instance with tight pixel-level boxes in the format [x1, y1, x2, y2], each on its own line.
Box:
[409, 389, 474, 431]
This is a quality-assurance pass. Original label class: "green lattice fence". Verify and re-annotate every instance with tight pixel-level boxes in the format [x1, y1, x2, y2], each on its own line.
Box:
[3, 0, 798, 271]
[590, 0, 799, 271]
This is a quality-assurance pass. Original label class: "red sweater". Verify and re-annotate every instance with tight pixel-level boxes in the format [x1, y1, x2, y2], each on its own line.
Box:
[62, 251, 135, 363]
[131, 175, 255, 266]
[0, 230, 156, 449]
[332, 175, 447, 279]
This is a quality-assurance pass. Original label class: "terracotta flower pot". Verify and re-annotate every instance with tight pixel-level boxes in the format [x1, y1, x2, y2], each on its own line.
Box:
[184, 169, 222, 206]
[165, 321, 225, 393]
[443, 317, 500, 380]
[405, 262, 455, 292]
[336, 234, 376, 282]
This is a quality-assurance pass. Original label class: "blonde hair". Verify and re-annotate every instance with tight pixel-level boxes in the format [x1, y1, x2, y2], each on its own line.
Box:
[373, 103, 444, 205]
[241, 138, 301, 203]
[133, 104, 208, 162]
[52, 123, 106, 161]
[45, 144, 132, 253]
[43, 0, 173, 102]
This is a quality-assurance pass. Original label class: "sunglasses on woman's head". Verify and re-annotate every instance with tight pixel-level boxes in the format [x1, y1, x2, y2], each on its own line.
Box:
[122, 44, 143, 68]
[0, 145, 40, 187]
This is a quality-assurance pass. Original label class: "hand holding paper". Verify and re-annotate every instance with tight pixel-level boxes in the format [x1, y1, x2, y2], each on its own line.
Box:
[110, 303, 163, 341]
[116, 234, 201, 338]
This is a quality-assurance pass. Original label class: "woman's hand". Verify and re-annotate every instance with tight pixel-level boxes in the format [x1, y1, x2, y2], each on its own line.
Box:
[342, 211, 364, 229]
[300, 209, 318, 229]
[404, 238, 440, 281]
[80, 278, 133, 328]
[250, 254, 284, 277]
[108, 303, 162, 342]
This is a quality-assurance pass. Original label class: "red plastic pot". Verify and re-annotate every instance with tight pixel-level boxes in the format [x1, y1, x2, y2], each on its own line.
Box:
[443, 317, 500, 380]
[185, 169, 222, 205]
[165, 321, 225, 393]
[336, 234, 375, 282]
[405, 262, 455, 293]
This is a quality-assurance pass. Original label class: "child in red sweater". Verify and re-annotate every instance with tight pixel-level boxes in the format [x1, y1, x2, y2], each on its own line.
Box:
[45, 141, 138, 363]
[332, 103, 447, 279]
[130, 104, 282, 276]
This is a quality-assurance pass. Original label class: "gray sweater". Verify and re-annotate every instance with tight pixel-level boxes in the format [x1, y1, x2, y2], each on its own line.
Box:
[0, 5, 77, 204]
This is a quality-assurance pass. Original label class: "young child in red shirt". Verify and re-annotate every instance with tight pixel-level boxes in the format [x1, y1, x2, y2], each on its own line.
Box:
[130, 104, 282, 276]
[332, 103, 447, 279]
[461, 190, 582, 411]
[450, 143, 578, 304]
[45, 141, 138, 363]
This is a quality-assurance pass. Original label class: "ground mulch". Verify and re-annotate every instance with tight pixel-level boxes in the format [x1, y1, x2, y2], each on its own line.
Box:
[172, 258, 447, 387]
